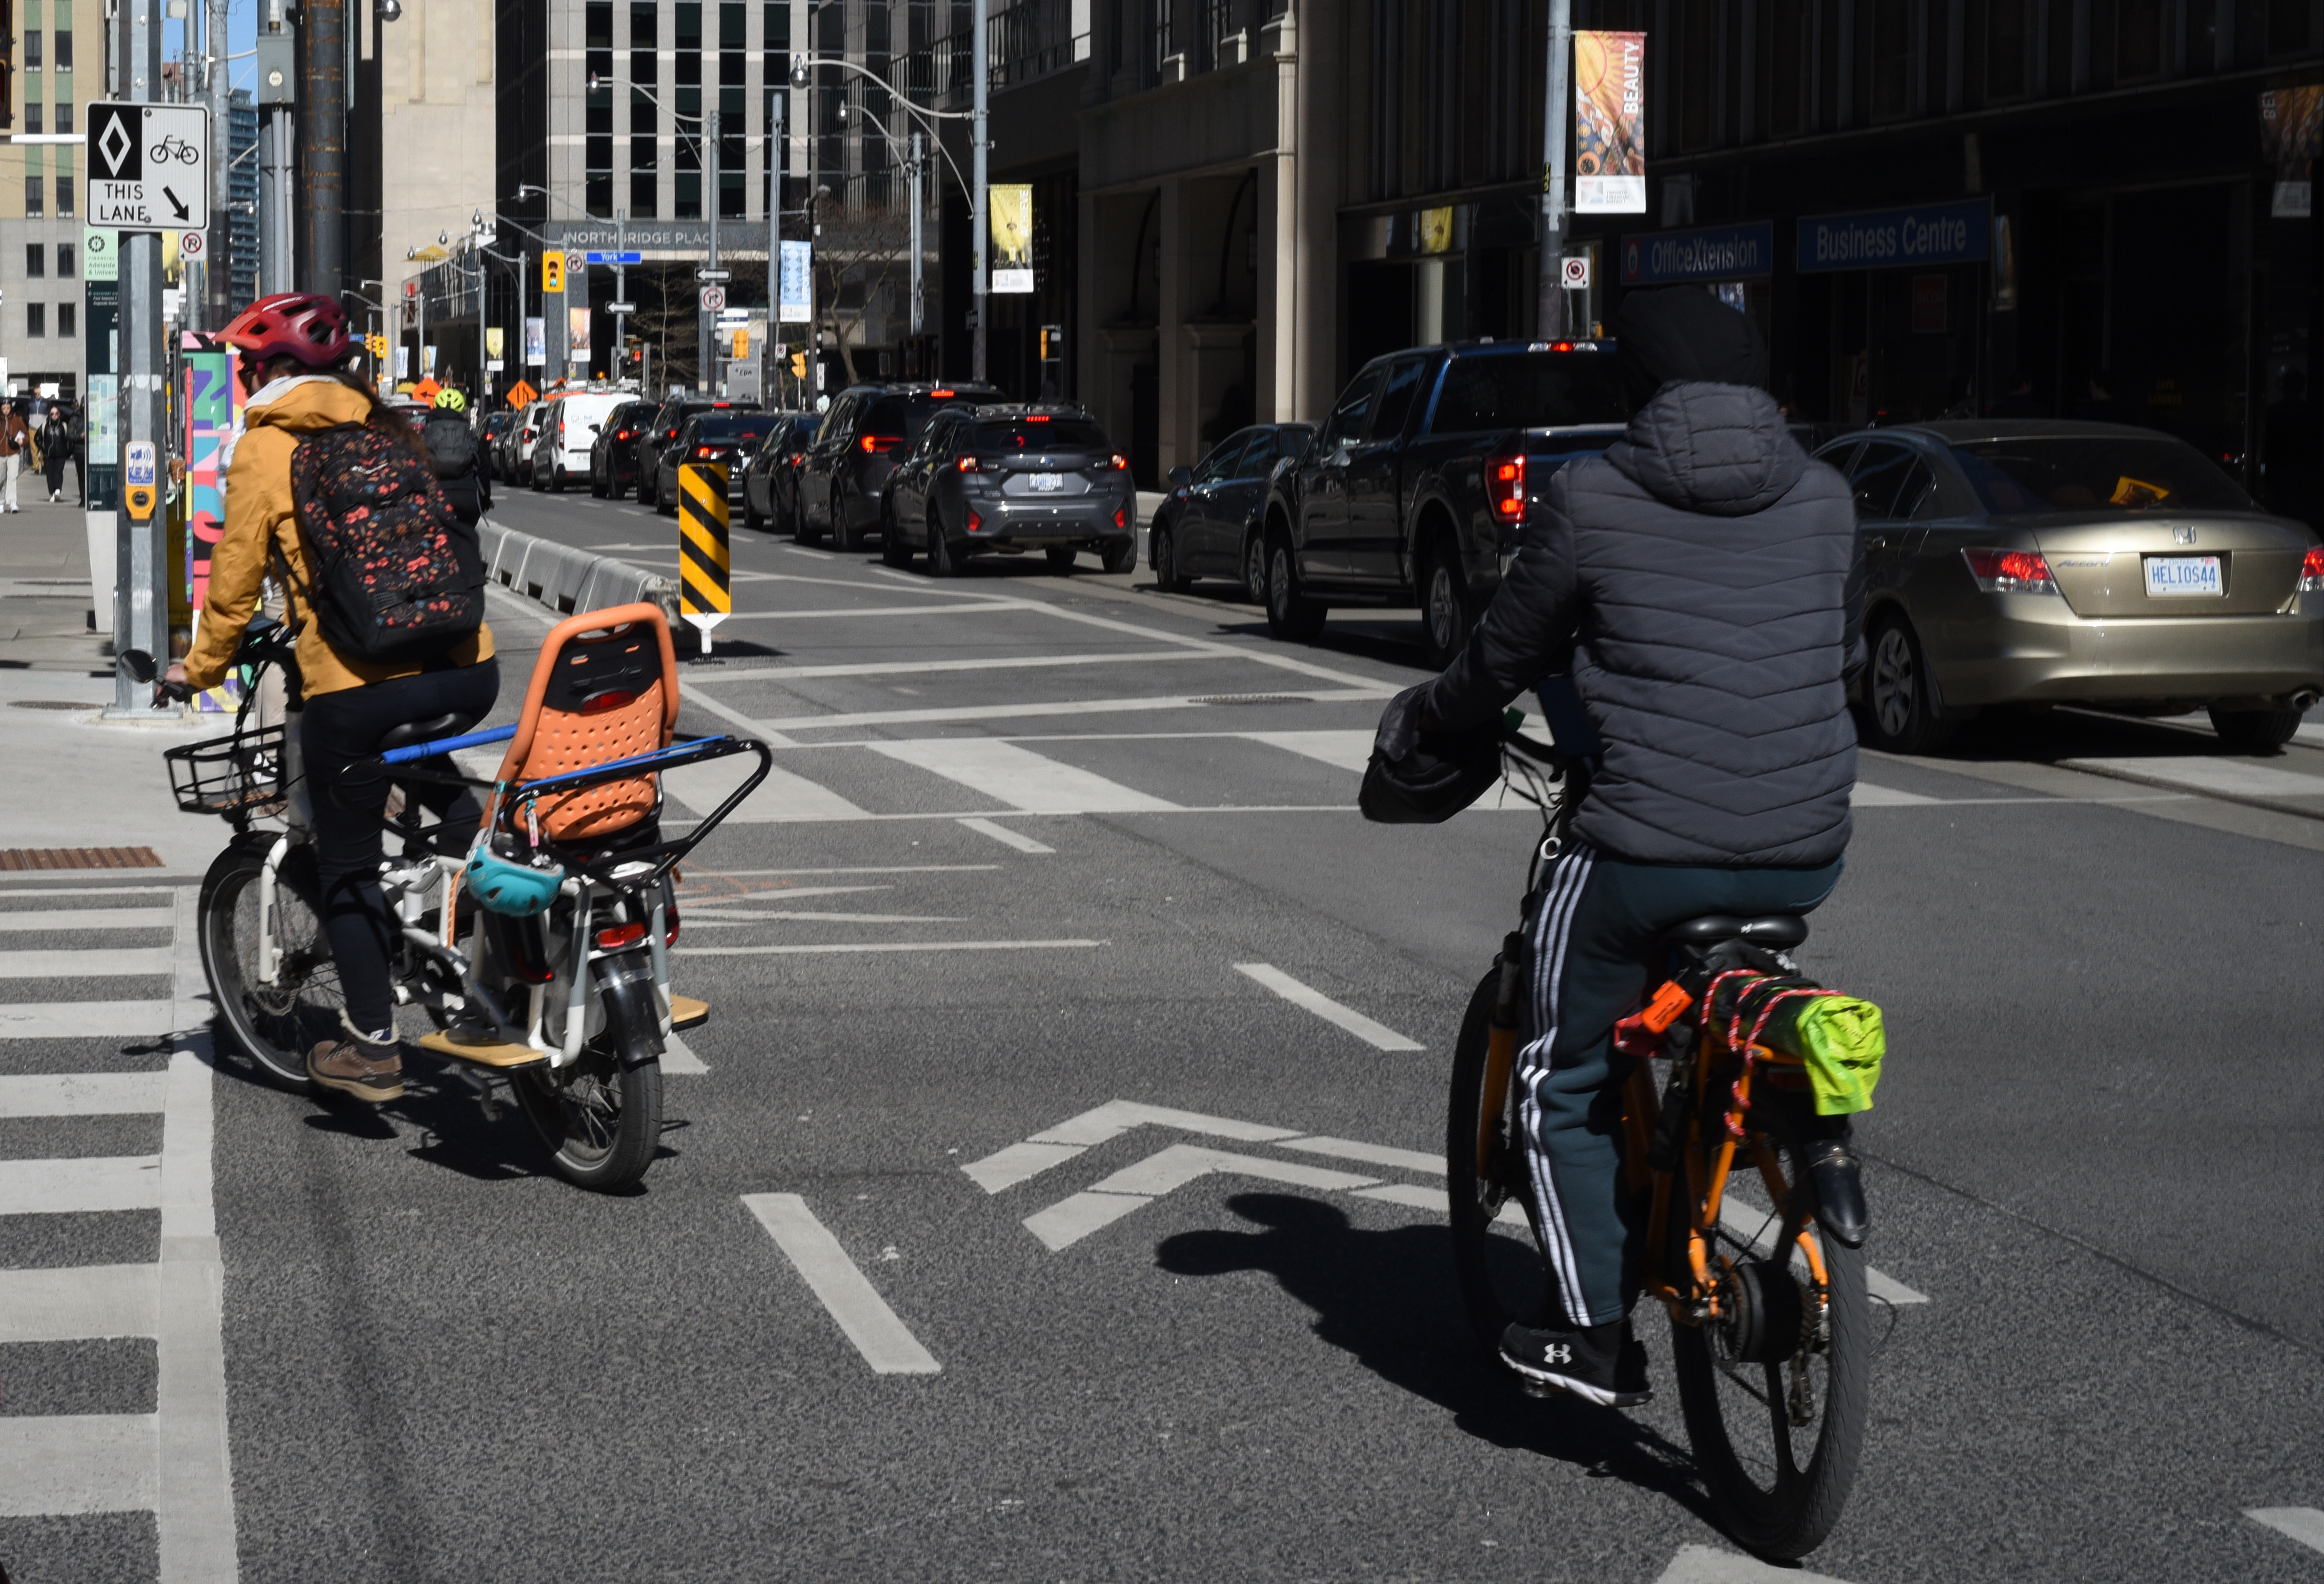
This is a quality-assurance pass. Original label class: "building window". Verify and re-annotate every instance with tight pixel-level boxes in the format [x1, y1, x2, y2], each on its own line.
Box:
[1768, 0, 1805, 136]
[24, 31, 40, 69]
[676, 2, 702, 86]
[23, 104, 40, 136]
[587, 77, 614, 216]
[57, 243, 74, 276]
[25, 245, 44, 278]
[1869, 6, 1916, 121]
[54, 31, 71, 72]
[25, 176, 43, 217]
[763, 0, 786, 51]
[55, 101, 71, 134]
[719, 86, 745, 216]
[1986, 0, 2031, 103]
[676, 171, 701, 219]
[56, 157, 72, 216]
[2116, 0, 2166, 80]
[630, 87, 658, 219]
[59, 303, 75, 338]
[26, 304, 45, 338]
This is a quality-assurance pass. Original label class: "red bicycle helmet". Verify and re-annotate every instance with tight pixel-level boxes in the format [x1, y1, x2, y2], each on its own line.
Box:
[217, 291, 353, 368]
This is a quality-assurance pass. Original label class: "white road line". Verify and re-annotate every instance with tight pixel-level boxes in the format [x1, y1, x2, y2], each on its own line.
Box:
[698, 866, 1001, 877]
[961, 1099, 1301, 1193]
[2062, 755, 2324, 800]
[0, 1155, 165, 1213]
[0, 1071, 169, 1117]
[1023, 1144, 1377, 1251]
[766, 694, 1221, 732]
[0, 1262, 160, 1342]
[741, 1193, 942, 1374]
[1233, 963, 1425, 1052]
[1024, 594, 1408, 694]
[720, 601, 1030, 620]
[871, 737, 1181, 813]
[0, 1414, 160, 1516]
[2248, 1508, 2324, 1556]
[661, 1033, 709, 1074]
[0, 999, 174, 1039]
[0, 946, 177, 979]
[0, 906, 176, 931]
[958, 817, 1055, 853]
[686, 650, 1201, 684]
[1244, 730, 1375, 775]
[664, 758, 869, 821]
[683, 910, 965, 924]
[678, 938, 1106, 956]
[1277, 1135, 1443, 1175]
[1851, 782, 1941, 807]
[0, 887, 184, 901]
[1654, 1544, 1856, 1584]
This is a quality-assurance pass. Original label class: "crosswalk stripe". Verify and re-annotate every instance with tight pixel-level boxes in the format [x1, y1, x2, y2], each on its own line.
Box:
[663, 757, 868, 822]
[0, 1262, 159, 1341]
[869, 737, 1180, 813]
[0, 1414, 159, 1516]
[2247, 1508, 2324, 1556]
[0, 907, 175, 932]
[0, 999, 174, 1038]
[0, 1155, 164, 1214]
[1243, 730, 1375, 775]
[0, 1072, 169, 1117]
[0, 947, 176, 979]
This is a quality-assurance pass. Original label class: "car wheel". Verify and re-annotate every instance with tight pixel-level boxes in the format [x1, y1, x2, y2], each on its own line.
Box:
[1265, 531, 1328, 643]
[2207, 704, 2305, 754]
[637, 472, 655, 506]
[1102, 538, 1138, 575]
[549, 466, 566, 494]
[658, 475, 678, 516]
[744, 489, 765, 532]
[1420, 537, 1476, 669]
[1244, 533, 1267, 605]
[925, 511, 958, 578]
[881, 504, 913, 566]
[1046, 547, 1079, 575]
[1152, 522, 1189, 592]
[1861, 613, 1960, 755]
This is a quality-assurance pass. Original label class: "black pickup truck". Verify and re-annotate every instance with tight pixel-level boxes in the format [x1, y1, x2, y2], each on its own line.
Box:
[1259, 340, 1629, 665]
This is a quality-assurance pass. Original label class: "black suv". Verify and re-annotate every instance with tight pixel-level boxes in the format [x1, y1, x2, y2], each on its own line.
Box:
[634, 395, 758, 511]
[881, 403, 1137, 576]
[589, 399, 658, 498]
[795, 381, 1000, 551]
[652, 409, 785, 515]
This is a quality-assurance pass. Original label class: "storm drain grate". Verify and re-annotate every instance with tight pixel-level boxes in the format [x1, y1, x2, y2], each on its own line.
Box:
[0, 847, 166, 871]
[1190, 694, 1313, 706]
[8, 699, 93, 711]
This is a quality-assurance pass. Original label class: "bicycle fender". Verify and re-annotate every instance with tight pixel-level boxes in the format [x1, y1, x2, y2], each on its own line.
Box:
[591, 954, 665, 1069]
[1804, 1135, 1868, 1249]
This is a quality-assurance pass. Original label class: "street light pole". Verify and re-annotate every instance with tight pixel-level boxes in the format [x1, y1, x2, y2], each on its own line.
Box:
[910, 129, 925, 342]
[971, 9, 988, 382]
[702, 109, 720, 393]
[1538, 0, 1572, 340]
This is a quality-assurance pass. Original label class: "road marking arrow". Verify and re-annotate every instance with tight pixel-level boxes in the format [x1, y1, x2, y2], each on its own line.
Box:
[1023, 1144, 1376, 1251]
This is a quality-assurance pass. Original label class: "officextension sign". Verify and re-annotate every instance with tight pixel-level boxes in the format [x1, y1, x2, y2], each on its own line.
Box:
[1621, 221, 1774, 285]
[1796, 199, 1991, 272]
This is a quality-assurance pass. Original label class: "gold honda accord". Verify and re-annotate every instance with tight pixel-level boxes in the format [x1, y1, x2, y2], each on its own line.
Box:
[1815, 421, 2324, 754]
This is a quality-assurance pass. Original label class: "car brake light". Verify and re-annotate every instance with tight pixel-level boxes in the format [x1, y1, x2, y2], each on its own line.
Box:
[1549, 340, 1576, 353]
[695, 445, 718, 458]
[958, 455, 981, 472]
[2303, 546, 2324, 593]
[595, 920, 649, 951]
[1962, 547, 2061, 594]
[862, 433, 905, 452]
[1486, 455, 1526, 521]
[967, 510, 983, 532]
[1109, 453, 1129, 471]
[1114, 506, 1128, 528]
[1026, 414, 1050, 422]
[615, 430, 633, 440]
[931, 389, 955, 398]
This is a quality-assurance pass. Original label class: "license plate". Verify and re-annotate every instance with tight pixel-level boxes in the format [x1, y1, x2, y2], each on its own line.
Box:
[2144, 555, 2223, 597]
[1029, 472, 1064, 492]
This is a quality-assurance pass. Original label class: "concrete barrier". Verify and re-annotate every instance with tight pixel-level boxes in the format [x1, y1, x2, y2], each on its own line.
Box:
[479, 519, 676, 621]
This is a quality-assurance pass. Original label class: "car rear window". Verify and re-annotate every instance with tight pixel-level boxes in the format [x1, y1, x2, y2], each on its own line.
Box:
[863, 395, 953, 443]
[1949, 437, 2253, 514]
[973, 418, 1109, 452]
[1428, 353, 1629, 433]
[695, 415, 779, 442]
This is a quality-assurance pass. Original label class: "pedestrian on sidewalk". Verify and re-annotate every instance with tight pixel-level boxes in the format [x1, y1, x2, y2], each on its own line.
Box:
[38, 406, 71, 502]
[0, 401, 31, 513]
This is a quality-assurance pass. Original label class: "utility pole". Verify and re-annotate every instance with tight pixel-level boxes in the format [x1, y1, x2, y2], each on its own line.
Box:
[110, 0, 167, 715]
[910, 128, 924, 343]
[206, 0, 231, 320]
[1537, 0, 1572, 340]
[614, 208, 630, 384]
[255, 0, 295, 295]
[701, 108, 720, 393]
[971, 7, 988, 382]
[300, 0, 346, 294]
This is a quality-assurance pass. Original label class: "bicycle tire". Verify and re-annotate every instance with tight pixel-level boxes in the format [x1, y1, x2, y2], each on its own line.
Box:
[1445, 965, 1556, 1355]
[1668, 1104, 1870, 1560]
[511, 968, 662, 1191]
[198, 836, 334, 1094]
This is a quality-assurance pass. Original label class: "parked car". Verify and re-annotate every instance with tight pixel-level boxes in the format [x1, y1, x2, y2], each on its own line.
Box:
[652, 410, 785, 515]
[881, 403, 1137, 576]
[588, 400, 657, 498]
[635, 395, 757, 510]
[1815, 419, 2324, 754]
[1150, 423, 1317, 600]
[740, 413, 822, 534]
[531, 391, 634, 493]
[797, 381, 1000, 550]
[1261, 340, 1629, 664]
[480, 411, 517, 477]
[500, 402, 548, 488]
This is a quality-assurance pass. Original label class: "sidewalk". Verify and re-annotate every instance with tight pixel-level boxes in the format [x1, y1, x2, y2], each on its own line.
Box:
[0, 495, 218, 875]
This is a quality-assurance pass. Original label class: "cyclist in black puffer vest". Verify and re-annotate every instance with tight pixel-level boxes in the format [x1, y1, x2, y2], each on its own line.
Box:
[1386, 286, 1865, 1408]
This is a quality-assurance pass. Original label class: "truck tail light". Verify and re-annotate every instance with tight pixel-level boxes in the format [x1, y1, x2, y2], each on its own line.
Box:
[1487, 455, 1526, 522]
[1962, 547, 2061, 594]
[2302, 545, 2324, 593]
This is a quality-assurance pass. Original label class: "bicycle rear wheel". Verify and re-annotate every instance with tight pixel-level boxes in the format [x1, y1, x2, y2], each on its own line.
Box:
[511, 965, 663, 1191]
[1445, 964, 1558, 1355]
[198, 836, 336, 1093]
[1669, 1108, 1870, 1560]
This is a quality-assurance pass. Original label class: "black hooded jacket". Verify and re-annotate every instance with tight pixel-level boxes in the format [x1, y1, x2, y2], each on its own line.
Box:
[1423, 381, 1862, 867]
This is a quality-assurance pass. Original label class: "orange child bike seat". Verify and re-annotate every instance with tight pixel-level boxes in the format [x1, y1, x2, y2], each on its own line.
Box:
[493, 603, 682, 842]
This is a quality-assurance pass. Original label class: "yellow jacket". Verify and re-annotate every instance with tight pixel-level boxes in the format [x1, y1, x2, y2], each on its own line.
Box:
[184, 378, 494, 696]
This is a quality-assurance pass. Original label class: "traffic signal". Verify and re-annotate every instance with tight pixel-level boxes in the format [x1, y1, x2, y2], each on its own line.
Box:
[541, 252, 566, 294]
[790, 351, 807, 379]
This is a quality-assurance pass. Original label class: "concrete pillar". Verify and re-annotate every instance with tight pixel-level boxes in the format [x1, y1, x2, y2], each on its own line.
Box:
[1291, 1, 1341, 417]
[1266, 10, 1298, 421]
[1156, 177, 1187, 472]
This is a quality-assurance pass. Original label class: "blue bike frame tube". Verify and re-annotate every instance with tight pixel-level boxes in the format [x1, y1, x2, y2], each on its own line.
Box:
[378, 723, 520, 766]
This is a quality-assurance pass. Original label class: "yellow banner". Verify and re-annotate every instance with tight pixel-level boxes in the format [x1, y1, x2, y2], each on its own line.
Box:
[990, 183, 1034, 293]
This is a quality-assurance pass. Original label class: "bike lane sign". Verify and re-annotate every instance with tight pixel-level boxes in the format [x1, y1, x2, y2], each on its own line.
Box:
[87, 103, 211, 230]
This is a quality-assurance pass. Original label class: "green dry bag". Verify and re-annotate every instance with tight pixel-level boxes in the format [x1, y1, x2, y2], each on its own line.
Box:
[1793, 996, 1886, 1116]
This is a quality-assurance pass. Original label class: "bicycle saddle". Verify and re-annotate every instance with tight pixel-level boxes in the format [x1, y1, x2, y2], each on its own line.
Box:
[376, 713, 479, 755]
[1660, 914, 1809, 950]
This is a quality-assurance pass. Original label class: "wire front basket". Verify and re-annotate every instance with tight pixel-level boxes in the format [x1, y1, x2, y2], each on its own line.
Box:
[165, 724, 290, 820]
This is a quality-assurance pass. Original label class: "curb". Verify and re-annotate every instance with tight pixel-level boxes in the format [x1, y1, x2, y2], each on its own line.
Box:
[480, 519, 676, 621]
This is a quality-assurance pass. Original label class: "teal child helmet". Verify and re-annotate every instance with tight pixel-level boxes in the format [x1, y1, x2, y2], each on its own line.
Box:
[465, 847, 566, 916]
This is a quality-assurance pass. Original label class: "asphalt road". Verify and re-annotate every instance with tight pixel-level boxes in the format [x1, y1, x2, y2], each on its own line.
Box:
[5, 475, 2321, 1582]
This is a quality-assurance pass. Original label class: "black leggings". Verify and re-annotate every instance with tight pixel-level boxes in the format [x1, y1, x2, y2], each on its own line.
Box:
[302, 660, 501, 1034]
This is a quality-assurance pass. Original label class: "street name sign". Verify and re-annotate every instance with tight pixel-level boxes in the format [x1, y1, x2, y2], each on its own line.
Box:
[87, 103, 212, 230]
[584, 251, 644, 265]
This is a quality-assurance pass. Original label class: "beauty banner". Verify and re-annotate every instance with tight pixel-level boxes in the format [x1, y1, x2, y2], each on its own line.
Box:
[779, 239, 813, 322]
[990, 184, 1034, 293]
[524, 316, 546, 367]
[569, 307, 592, 364]
[2262, 87, 2324, 217]
[1575, 31, 1647, 214]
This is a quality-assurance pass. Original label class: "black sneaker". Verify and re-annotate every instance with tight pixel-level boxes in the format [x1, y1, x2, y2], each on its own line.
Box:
[1499, 1318, 1653, 1407]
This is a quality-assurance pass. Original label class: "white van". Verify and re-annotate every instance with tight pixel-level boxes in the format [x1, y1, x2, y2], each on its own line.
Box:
[531, 391, 634, 493]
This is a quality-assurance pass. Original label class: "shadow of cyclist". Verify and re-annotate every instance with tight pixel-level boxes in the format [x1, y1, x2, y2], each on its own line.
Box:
[1153, 1191, 1717, 1524]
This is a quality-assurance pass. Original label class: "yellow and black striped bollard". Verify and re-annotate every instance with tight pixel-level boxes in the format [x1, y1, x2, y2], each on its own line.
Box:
[678, 461, 731, 654]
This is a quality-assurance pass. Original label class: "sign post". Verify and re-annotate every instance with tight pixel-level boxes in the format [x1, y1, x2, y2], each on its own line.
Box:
[677, 463, 731, 655]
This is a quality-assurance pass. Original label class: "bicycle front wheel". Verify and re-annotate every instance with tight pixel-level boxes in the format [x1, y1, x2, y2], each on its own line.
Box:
[1668, 1110, 1870, 1560]
[199, 836, 337, 1093]
[1445, 965, 1558, 1355]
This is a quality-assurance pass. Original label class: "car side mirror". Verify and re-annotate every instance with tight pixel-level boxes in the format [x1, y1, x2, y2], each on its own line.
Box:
[1168, 467, 1192, 487]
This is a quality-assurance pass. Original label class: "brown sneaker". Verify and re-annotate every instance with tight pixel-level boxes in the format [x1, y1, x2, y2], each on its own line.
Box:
[308, 1021, 405, 1102]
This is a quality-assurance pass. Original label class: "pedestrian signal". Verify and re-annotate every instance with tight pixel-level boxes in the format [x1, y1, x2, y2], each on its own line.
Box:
[733, 328, 750, 358]
[790, 352, 807, 378]
[542, 252, 566, 294]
